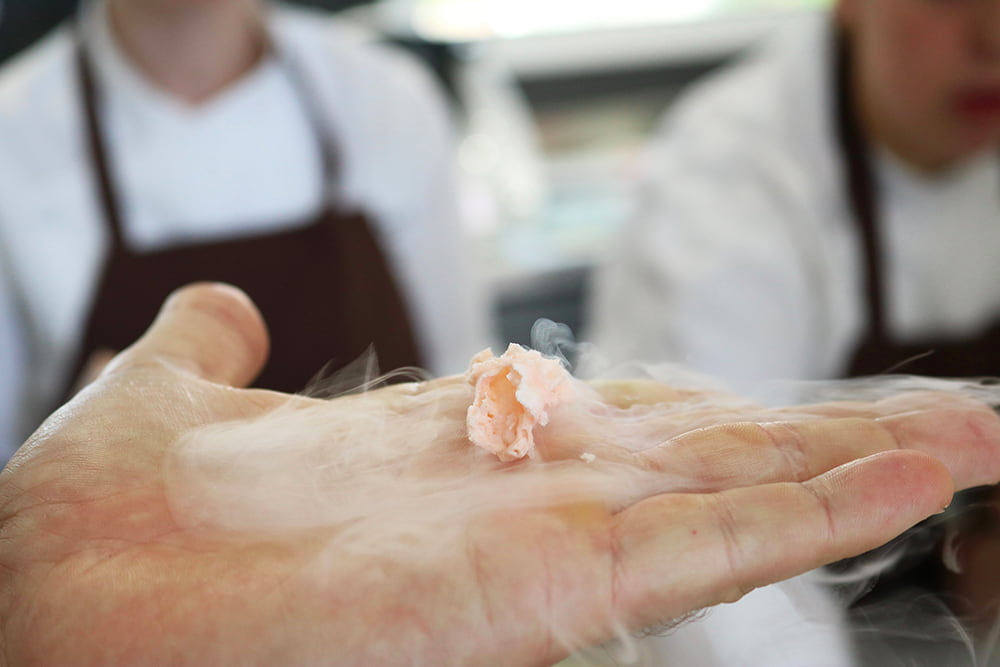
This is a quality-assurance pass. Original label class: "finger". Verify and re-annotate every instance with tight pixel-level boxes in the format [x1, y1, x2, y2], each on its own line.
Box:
[613, 449, 954, 631]
[552, 389, 909, 463]
[587, 388, 991, 447]
[635, 405, 1000, 492]
[766, 391, 985, 420]
[589, 379, 716, 409]
[878, 405, 1000, 489]
[106, 282, 270, 388]
[588, 391, 991, 452]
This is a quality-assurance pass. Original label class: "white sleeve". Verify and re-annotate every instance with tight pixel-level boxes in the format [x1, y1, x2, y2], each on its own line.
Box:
[341, 43, 494, 376]
[0, 252, 28, 464]
[587, 116, 833, 397]
[387, 148, 495, 377]
[641, 575, 854, 666]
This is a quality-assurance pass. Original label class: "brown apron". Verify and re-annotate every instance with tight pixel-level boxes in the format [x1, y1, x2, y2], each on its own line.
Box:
[831, 27, 1000, 611]
[64, 37, 423, 400]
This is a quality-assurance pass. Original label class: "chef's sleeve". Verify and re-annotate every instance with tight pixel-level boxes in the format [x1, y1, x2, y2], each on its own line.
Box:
[0, 253, 28, 464]
[587, 120, 831, 398]
[357, 46, 495, 377]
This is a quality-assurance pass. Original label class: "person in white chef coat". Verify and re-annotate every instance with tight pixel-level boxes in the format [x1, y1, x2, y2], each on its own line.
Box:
[0, 0, 490, 462]
[589, 0, 1000, 663]
[590, 0, 1000, 396]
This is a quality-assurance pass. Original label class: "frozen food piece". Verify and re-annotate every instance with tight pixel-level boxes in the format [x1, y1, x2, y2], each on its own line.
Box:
[465, 343, 574, 461]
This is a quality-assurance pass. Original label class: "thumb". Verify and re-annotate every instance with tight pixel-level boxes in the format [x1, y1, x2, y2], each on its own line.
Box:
[106, 282, 270, 388]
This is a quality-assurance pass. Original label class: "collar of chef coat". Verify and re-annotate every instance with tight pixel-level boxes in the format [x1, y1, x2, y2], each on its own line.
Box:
[870, 145, 1000, 338]
[83, 0, 284, 123]
[77, 0, 329, 250]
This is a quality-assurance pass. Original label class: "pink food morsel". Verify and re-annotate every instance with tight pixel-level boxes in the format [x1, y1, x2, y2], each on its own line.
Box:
[465, 343, 575, 461]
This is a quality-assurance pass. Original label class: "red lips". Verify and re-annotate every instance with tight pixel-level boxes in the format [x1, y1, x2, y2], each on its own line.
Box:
[955, 88, 1000, 120]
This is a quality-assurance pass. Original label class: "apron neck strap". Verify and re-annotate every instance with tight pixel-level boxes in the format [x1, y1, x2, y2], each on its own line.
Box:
[833, 23, 887, 340]
[75, 32, 128, 250]
[273, 46, 344, 199]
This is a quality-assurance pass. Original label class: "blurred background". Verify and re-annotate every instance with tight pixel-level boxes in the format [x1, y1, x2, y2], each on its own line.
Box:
[0, 0, 829, 345]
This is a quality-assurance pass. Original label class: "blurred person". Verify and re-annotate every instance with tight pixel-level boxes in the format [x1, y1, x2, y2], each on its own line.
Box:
[5, 282, 1000, 665]
[590, 0, 1000, 394]
[0, 0, 490, 461]
[589, 0, 1000, 661]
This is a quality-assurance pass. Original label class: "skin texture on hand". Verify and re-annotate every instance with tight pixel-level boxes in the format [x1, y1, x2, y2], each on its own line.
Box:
[1, 283, 1000, 666]
[70, 348, 118, 396]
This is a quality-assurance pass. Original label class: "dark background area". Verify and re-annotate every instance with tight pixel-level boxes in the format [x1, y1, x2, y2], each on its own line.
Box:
[0, 0, 373, 64]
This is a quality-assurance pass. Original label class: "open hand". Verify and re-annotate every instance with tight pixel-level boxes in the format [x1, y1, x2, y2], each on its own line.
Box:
[2, 283, 998, 666]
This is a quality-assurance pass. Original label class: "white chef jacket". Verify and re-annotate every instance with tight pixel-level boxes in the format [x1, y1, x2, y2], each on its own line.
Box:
[0, 1, 491, 459]
[588, 13, 1000, 402]
[641, 575, 852, 667]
